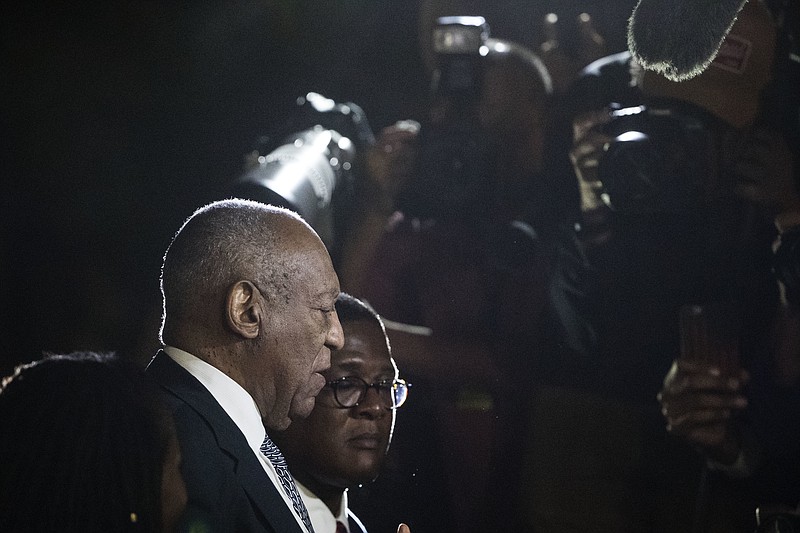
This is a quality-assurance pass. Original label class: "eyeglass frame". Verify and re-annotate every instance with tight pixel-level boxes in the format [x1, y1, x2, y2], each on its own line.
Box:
[324, 376, 411, 410]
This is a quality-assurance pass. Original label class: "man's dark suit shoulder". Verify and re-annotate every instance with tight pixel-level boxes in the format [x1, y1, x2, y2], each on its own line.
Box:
[146, 351, 303, 533]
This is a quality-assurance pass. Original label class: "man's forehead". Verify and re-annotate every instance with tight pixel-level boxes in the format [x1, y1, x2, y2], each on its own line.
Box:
[281, 235, 337, 286]
[342, 321, 389, 352]
[313, 285, 341, 302]
[332, 356, 394, 374]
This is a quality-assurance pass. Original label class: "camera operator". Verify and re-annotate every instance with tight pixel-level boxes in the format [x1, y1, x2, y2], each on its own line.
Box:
[660, 1, 800, 530]
[525, 1, 800, 531]
[337, 16, 582, 531]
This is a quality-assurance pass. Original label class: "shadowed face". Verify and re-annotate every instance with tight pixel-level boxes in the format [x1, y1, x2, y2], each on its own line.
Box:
[274, 318, 397, 488]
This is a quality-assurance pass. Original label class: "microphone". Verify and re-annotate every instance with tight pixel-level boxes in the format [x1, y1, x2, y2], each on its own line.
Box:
[627, 0, 747, 81]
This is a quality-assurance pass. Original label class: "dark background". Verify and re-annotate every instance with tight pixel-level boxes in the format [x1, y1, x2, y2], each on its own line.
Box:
[1, 0, 636, 374]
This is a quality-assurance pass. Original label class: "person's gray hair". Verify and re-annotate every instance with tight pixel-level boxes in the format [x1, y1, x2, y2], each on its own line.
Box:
[159, 198, 306, 341]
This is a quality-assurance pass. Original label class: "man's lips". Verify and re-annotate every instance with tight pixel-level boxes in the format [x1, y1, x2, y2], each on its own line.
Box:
[309, 372, 326, 395]
[348, 432, 384, 450]
[314, 349, 332, 374]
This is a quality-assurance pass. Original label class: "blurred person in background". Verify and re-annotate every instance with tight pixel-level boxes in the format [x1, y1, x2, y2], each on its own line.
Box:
[523, 1, 800, 531]
[658, 0, 800, 530]
[0, 351, 188, 532]
[337, 17, 579, 529]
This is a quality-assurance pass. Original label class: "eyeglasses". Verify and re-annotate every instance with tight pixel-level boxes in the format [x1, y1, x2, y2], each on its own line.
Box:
[324, 376, 411, 410]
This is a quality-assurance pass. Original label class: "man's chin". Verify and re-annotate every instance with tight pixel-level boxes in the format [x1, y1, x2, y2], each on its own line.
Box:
[288, 375, 325, 420]
[289, 395, 316, 421]
[265, 415, 292, 432]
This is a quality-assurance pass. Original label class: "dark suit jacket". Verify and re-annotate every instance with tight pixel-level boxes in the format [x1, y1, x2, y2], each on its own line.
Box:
[147, 350, 304, 533]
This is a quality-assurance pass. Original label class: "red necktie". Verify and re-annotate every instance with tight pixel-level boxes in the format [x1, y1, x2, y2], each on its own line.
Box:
[336, 521, 347, 533]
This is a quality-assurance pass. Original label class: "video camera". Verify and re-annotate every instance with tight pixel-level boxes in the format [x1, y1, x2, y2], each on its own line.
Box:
[596, 101, 719, 216]
[397, 16, 496, 219]
[430, 16, 491, 103]
[230, 92, 374, 251]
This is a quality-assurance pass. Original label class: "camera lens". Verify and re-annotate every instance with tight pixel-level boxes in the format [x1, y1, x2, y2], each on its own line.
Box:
[596, 104, 712, 215]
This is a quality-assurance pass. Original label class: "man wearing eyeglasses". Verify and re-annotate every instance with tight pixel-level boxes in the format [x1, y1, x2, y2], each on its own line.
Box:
[272, 292, 410, 533]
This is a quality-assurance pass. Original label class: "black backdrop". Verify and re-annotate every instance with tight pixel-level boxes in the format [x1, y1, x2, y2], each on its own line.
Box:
[1, 0, 634, 374]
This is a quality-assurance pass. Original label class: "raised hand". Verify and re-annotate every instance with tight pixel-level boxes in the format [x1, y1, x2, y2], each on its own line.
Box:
[539, 12, 607, 93]
[658, 359, 749, 464]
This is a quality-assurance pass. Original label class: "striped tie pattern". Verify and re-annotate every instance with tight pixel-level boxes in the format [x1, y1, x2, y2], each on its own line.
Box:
[260, 434, 315, 533]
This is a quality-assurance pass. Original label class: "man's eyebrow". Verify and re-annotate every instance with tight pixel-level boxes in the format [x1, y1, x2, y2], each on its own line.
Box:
[334, 360, 364, 372]
[334, 359, 394, 375]
[313, 288, 340, 302]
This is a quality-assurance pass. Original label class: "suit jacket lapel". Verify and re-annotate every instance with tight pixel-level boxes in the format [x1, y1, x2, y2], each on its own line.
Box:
[148, 350, 303, 533]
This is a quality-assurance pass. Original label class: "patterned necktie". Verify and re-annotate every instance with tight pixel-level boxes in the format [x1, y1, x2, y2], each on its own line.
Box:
[336, 520, 348, 533]
[260, 434, 315, 533]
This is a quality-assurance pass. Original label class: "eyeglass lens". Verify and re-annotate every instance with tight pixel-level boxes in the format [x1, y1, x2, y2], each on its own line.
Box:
[332, 377, 409, 409]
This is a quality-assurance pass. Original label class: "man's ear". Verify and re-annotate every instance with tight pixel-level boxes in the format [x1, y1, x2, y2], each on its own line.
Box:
[225, 281, 262, 339]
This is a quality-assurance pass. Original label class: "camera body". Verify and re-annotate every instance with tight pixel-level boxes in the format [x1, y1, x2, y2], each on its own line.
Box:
[596, 101, 718, 215]
[430, 15, 490, 102]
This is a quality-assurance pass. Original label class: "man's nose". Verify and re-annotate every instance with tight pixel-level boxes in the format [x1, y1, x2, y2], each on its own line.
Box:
[355, 386, 387, 419]
[326, 310, 345, 350]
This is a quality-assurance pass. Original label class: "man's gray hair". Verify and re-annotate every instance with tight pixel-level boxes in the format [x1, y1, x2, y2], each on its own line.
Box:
[159, 199, 305, 341]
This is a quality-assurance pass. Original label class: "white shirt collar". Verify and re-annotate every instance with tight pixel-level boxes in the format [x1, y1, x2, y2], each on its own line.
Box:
[163, 345, 266, 451]
[296, 481, 349, 533]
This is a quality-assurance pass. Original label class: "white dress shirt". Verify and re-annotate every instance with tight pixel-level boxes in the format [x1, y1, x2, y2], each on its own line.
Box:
[296, 481, 350, 533]
[163, 345, 308, 532]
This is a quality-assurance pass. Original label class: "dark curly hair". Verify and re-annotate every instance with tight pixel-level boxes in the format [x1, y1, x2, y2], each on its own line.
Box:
[0, 352, 177, 532]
